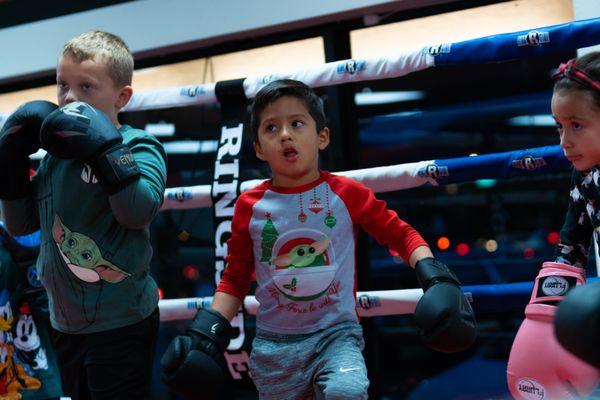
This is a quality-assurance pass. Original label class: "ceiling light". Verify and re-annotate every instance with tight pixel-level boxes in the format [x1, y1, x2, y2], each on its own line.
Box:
[507, 114, 555, 127]
[145, 122, 176, 137]
[355, 91, 424, 106]
[162, 140, 218, 154]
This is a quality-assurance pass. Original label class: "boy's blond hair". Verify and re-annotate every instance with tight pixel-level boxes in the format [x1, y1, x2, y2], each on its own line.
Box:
[62, 30, 134, 87]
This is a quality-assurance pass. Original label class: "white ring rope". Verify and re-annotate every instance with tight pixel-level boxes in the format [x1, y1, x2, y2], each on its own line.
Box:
[162, 160, 435, 210]
[123, 49, 432, 112]
[158, 289, 424, 322]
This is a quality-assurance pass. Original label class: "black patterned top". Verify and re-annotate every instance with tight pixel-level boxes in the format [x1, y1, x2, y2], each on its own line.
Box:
[555, 168, 600, 268]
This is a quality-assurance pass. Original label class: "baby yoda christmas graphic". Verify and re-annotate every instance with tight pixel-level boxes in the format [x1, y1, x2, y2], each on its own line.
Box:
[265, 228, 338, 303]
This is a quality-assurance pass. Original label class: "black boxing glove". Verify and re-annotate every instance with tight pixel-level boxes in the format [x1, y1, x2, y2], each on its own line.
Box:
[413, 258, 477, 353]
[554, 280, 600, 368]
[161, 308, 233, 400]
[0, 101, 57, 199]
[40, 101, 140, 194]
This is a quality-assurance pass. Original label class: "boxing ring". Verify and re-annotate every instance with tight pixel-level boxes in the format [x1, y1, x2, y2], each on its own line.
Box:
[125, 19, 600, 391]
[148, 17, 600, 323]
[1, 17, 599, 395]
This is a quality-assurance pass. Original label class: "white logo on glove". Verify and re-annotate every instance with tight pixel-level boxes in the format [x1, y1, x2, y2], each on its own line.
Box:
[61, 102, 92, 120]
[80, 164, 98, 184]
[541, 276, 569, 296]
[516, 378, 545, 400]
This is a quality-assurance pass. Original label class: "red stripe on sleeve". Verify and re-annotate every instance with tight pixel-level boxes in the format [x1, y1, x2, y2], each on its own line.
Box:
[327, 173, 429, 262]
[216, 185, 266, 301]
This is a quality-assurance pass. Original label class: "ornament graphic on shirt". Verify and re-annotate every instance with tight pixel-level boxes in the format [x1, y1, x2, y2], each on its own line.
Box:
[270, 229, 337, 302]
[309, 199, 323, 213]
[324, 185, 336, 228]
[260, 213, 279, 263]
[308, 187, 323, 214]
[324, 213, 336, 229]
[298, 192, 307, 223]
[297, 185, 337, 227]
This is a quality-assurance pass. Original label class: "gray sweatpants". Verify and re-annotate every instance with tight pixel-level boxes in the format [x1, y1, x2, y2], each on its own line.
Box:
[249, 321, 369, 400]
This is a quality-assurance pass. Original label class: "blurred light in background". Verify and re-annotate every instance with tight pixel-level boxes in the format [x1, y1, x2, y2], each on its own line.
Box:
[355, 90, 425, 106]
[456, 243, 470, 256]
[145, 121, 176, 137]
[437, 236, 451, 251]
[547, 231, 560, 245]
[485, 239, 498, 252]
[523, 247, 536, 259]
[183, 264, 200, 281]
[475, 179, 498, 189]
[507, 114, 555, 127]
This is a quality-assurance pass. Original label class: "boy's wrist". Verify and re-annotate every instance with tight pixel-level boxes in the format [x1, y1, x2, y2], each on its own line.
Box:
[95, 144, 141, 195]
[415, 258, 461, 290]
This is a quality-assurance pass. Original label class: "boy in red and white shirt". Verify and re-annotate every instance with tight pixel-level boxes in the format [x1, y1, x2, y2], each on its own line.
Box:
[162, 79, 476, 399]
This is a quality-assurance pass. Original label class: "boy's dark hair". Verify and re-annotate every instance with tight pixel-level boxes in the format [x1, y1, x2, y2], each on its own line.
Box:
[251, 79, 326, 142]
[553, 51, 600, 108]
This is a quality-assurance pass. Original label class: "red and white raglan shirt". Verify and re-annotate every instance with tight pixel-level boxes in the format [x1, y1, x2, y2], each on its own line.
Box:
[217, 171, 428, 335]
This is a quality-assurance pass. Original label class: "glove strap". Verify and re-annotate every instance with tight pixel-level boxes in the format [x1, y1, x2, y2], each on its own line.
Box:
[530, 261, 585, 305]
[187, 308, 233, 352]
[415, 257, 461, 291]
[94, 144, 141, 195]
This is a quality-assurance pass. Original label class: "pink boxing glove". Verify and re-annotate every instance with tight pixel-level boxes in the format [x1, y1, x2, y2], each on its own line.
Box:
[507, 262, 600, 399]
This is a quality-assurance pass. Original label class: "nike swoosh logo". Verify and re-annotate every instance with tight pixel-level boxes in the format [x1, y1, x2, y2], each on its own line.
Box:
[339, 367, 360, 373]
[210, 323, 219, 333]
